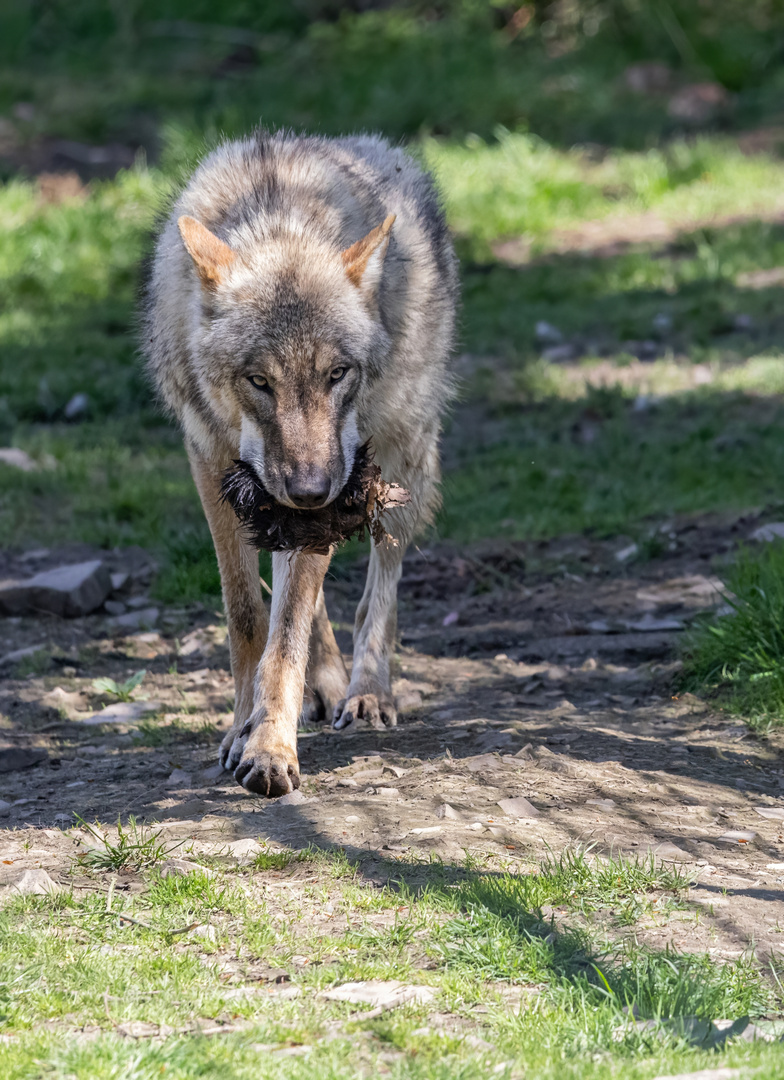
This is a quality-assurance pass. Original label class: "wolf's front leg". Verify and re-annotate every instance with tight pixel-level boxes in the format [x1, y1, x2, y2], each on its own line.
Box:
[334, 536, 405, 730]
[189, 452, 269, 763]
[227, 550, 330, 795]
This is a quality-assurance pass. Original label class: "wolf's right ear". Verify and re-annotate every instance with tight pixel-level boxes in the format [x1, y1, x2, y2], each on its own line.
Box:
[341, 214, 395, 299]
[178, 216, 237, 288]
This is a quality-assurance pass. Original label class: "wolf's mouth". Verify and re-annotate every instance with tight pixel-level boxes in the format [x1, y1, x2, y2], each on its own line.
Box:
[220, 441, 409, 554]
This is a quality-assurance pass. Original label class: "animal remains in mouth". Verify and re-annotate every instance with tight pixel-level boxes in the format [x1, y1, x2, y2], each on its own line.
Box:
[220, 442, 410, 554]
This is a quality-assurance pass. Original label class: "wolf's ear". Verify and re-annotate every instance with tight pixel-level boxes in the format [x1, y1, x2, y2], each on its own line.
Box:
[178, 216, 237, 288]
[341, 214, 395, 298]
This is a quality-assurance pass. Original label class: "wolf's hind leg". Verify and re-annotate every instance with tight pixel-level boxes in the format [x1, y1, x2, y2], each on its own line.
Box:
[302, 587, 349, 724]
[188, 451, 269, 769]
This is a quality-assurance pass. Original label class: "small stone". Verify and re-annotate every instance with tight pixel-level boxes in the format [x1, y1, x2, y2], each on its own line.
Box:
[224, 838, 263, 862]
[374, 787, 399, 797]
[586, 798, 616, 812]
[0, 559, 112, 617]
[161, 859, 213, 879]
[534, 320, 563, 345]
[323, 981, 436, 1008]
[202, 763, 227, 781]
[466, 753, 504, 774]
[0, 747, 47, 773]
[497, 796, 540, 819]
[0, 448, 37, 472]
[410, 826, 441, 836]
[110, 571, 130, 592]
[337, 778, 358, 788]
[81, 700, 162, 726]
[651, 842, 695, 862]
[108, 606, 159, 630]
[541, 344, 575, 363]
[64, 392, 89, 420]
[0, 799, 12, 814]
[6, 868, 60, 895]
[383, 764, 407, 778]
[615, 543, 638, 563]
[104, 599, 126, 616]
[754, 807, 784, 821]
[165, 769, 192, 788]
[442, 610, 459, 626]
[436, 804, 462, 820]
[276, 790, 308, 806]
[0, 643, 47, 668]
[751, 522, 784, 543]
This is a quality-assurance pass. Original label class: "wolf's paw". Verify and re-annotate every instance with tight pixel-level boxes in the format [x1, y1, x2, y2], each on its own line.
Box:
[302, 660, 349, 725]
[231, 722, 300, 796]
[332, 693, 397, 731]
[234, 746, 300, 796]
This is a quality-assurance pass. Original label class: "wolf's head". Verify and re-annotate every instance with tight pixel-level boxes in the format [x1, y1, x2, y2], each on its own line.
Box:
[177, 212, 395, 510]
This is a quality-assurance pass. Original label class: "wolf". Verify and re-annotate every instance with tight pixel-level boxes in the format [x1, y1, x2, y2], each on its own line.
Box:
[144, 130, 458, 796]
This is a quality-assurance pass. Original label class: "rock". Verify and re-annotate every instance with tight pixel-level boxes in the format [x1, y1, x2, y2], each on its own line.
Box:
[160, 859, 213, 879]
[80, 700, 162, 726]
[466, 753, 505, 774]
[615, 543, 638, 563]
[0, 800, 11, 814]
[64, 392, 89, 420]
[546, 733, 581, 744]
[436, 804, 462, 820]
[754, 807, 784, 821]
[224, 838, 263, 862]
[374, 787, 399, 797]
[103, 600, 126, 616]
[110, 571, 130, 592]
[0, 559, 112, 617]
[534, 320, 563, 345]
[0, 747, 48, 773]
[0, 643, 47, 668]
[636, 575, 724, 608]
[497, 796, 540, 819]
[276, 790, 308, 806]
[541, 344, 576, 363]
[4, 868, 60, 895]
[586, 798, 616, 812]
[442, 610, 459, 626]
[651, 842, 696, 863]
[202, 763, 228, 781]
[621, 614, 684, 632]
[165, 769, 192, 788]
[323, 980, 436, 1009]
[108, 607, 159, 631]
[0, 448, 37, 472]
[751, 522, 784, 543]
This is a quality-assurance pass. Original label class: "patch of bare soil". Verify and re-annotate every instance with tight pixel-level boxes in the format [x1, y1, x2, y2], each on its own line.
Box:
[1, 509, 783, 964]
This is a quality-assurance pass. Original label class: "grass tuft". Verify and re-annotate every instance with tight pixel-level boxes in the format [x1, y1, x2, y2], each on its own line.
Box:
[682, 541, 784, 726]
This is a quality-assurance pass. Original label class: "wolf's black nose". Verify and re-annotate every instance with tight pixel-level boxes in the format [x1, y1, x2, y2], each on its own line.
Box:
[287, 469, 330, 509]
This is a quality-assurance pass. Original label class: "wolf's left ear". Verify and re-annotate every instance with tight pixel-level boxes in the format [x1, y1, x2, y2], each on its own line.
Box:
[178, 216, 237, 289]
[341, 214, 396, 298]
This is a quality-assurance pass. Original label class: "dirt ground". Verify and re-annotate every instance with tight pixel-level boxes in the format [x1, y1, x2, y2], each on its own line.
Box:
[1, 510, 783, 965]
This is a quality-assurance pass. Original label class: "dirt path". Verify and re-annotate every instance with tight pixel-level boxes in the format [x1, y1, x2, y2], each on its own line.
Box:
[1, 510, 783, 965]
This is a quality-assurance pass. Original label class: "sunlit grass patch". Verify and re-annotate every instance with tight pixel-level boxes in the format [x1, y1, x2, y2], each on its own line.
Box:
[683, 541, 784, 727]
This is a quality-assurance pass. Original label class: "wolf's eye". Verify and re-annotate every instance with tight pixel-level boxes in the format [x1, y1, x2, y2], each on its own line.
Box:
[330, 366, 348, 383]
[248, 375, 268, 390]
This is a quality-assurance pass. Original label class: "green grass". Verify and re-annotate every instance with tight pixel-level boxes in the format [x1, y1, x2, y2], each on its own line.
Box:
[0, 847, 781, 1079]
[683, 541, 784, 727]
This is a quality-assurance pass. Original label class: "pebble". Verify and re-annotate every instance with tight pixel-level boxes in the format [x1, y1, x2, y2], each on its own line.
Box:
[497, 796, 540, 819]
[165, 769, 192, 788]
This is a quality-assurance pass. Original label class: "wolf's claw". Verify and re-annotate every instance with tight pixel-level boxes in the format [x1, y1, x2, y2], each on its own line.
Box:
[234, 751, 300, 796]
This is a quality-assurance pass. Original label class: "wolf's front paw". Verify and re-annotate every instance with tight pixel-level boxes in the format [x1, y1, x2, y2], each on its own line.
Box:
[332, 693, 397, 731]
[233, 724, 300, 796]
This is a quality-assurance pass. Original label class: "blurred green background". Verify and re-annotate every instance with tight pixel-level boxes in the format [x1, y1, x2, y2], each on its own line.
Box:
[2, 0, 784, 604]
